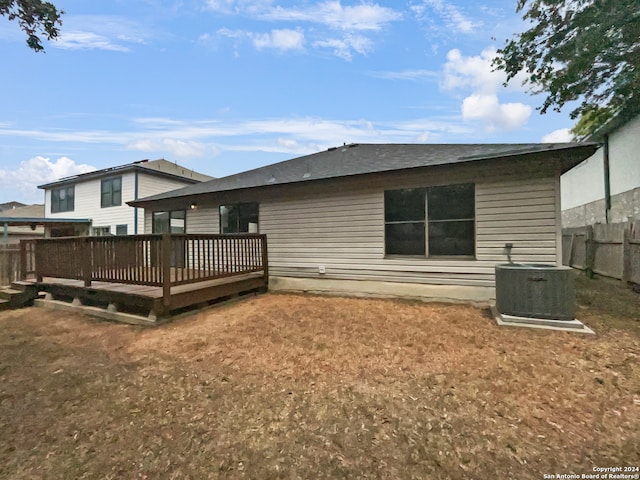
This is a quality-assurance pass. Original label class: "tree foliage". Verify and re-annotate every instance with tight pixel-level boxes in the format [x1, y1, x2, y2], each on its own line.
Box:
[0, 0, 63, 52]
[493, 0, 640, 138]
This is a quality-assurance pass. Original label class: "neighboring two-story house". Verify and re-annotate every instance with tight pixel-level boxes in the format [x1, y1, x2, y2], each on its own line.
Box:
[39, 159, 213, 236]
[561, 113, 640, 227]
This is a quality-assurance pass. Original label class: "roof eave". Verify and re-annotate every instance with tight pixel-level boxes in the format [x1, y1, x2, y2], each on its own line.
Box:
[129, 143, 599, 208]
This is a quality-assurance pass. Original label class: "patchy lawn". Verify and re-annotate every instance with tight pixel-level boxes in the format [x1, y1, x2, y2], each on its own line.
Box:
[1, 275, 638, 479]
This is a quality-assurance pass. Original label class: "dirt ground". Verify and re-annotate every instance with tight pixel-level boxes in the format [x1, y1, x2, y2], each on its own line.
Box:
[1, 274, 639, 479]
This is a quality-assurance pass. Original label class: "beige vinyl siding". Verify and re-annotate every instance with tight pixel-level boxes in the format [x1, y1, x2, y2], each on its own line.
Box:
[135, 173, 204, 234]
[259, 176, 559, 288]
[144, 204, 219, 234]
[144, 210, 152, 234]
[476, 177, 558, 264]
[186, 206, 220, 234]
[144, 160, 562, 293]
[136, 173, 197, 198]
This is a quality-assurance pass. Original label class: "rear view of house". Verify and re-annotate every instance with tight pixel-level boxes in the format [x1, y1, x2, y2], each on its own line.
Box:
[39, 159, 213, 237]
[130, 143, 597, 303]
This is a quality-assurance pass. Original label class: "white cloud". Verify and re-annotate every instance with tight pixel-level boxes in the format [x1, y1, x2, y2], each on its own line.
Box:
[205, 0, 400, 30]
[442, 48, 532, 131]
[204, 0, 270, 15]
[253, 29, 304, 51]
[264, 1, 401, 31]
[412, 0, 477, 34]
[53, 15, 152, 52]
[214, 28, 304, 52]
[442, 48, 529, 93]
[461, 93, 531, 131]
[0, 115, 474, 165]
[369, 69, 439, 81]
[127, 139, 209, 158]
[277, 137, 298, 148]
[217, 28, 246, 40]
[541, 128, 574, 143]
[204, 1, 399, 59]
[0, 156, 97, 197]
[55, 32, 131, 52]
[313, 34, 372, 61]
[416, 131, 430, 142]
[443, 48, 502, 93]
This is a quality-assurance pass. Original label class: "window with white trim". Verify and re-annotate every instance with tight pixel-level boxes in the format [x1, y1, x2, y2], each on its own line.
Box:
[101, 176, 122, 208]
[51, 186, 74, 213]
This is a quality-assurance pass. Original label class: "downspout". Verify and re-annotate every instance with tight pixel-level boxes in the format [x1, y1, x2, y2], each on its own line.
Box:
[603, 134, 611, 223]
[134, 170, 139, 234]
[3, 222, 7, 240]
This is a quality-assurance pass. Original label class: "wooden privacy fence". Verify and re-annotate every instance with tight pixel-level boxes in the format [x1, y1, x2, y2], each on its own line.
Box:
[0, 245, 20, 286]
[562, 221, 640, 286]
[23, 233, 268, 306]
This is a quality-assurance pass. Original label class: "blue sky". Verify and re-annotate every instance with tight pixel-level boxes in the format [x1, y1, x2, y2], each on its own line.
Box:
[0, 0, 577, 204]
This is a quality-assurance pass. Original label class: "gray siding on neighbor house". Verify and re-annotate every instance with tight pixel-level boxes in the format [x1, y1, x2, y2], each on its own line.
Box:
[152, 165, 561, 290]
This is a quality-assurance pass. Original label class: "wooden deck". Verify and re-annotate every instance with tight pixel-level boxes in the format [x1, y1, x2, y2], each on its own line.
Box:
[28, 271, 267, 322]
[18, 234, 269, 323]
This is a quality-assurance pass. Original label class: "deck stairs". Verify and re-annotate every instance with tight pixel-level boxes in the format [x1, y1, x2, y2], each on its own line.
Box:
[0, 281, 40, 311]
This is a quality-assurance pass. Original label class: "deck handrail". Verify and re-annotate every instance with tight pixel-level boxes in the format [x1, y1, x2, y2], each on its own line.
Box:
[25, 233, 268, 308]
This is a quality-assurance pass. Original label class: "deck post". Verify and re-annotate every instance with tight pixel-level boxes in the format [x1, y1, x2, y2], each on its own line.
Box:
[82, 237, 92, 287]
[162, 233, 171, 310]
[35, 240, 43, 282]
[261, 234, 269, 287]
[19, 240, 27, 281]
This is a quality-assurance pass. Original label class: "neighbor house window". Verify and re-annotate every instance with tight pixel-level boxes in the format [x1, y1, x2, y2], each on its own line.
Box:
[116, 224, 127, 236]
[101, 176, 122, 208]
[384, 183, 475, 257]
[51, 186, 74, 213]
[92, 226, 111, 236]
[219, 203, 259, 233]
[152, 210, 186, 234]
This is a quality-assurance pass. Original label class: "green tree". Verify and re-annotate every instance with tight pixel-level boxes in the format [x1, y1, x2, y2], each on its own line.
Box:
[493, 0, 640, 138]
[0, 0, 63, 52]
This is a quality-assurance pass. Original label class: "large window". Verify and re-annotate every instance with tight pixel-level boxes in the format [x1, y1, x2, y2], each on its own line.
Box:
[384, 183, 475, 257]
[219, 203, 259, 233]
[152, 210, 186, 234]
[101, 176, 122, 208]
[51, 186, 74, 213]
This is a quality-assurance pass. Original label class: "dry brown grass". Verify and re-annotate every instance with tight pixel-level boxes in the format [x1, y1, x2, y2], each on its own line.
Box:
[1, 275, 639, 479]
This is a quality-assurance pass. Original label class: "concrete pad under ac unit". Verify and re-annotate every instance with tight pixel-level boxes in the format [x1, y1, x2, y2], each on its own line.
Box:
[491, 305, 594, 334]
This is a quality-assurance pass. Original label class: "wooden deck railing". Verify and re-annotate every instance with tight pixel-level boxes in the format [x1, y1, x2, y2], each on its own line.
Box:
[25, 233, 268, 307]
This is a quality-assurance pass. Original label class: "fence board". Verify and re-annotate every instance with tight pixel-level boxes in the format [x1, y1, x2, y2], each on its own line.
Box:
[0, 246, 20, 286]
[562, 221, 639, 287]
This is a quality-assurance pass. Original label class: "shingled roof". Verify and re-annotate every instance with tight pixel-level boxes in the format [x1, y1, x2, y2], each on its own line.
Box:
[129, 142, 599, 206]
[38, 159, 213, 190]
